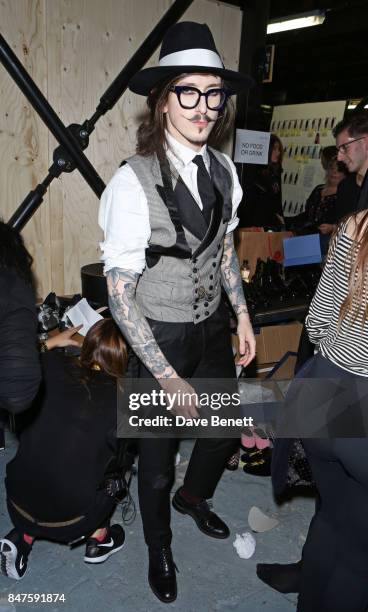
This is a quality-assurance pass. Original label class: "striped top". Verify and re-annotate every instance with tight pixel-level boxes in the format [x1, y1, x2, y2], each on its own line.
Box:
[305, 218, 368, 377]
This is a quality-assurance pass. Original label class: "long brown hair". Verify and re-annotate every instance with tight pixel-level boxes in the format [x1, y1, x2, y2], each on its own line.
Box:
[339, 210, 368, 325]
[136, 74, 235, 159]
[80, 318, 128, 378]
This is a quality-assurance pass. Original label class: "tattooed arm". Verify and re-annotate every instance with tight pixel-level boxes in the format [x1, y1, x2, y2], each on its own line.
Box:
[106, 267, 199, 416]
[221, 233, 256, 366]
[107, 267, 177, 378]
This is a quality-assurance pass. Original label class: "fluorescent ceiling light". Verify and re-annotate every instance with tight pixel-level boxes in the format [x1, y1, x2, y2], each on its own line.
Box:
[348, 99, 362, 110]
[267, 10, 325, 34]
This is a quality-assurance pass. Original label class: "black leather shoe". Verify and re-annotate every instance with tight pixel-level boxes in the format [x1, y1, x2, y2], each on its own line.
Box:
[172, 487, 230, 539]
[242, 447, 272, 477]
[148, 546, 177, 603]
[256, 560, 302, 593]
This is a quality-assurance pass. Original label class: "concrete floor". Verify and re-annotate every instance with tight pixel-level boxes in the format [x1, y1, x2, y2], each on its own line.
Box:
[0, 432, 315, 612]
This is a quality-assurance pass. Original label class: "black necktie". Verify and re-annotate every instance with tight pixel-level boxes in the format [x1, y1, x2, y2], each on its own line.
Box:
[193, 155, 217, 225]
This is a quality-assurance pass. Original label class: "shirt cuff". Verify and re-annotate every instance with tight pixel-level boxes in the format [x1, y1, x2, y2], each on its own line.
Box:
[226, 216, 239, 234]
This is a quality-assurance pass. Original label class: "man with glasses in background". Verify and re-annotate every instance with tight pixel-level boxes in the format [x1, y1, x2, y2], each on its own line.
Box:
[98, 21, 255, 603]
[333, 112, 368, 219]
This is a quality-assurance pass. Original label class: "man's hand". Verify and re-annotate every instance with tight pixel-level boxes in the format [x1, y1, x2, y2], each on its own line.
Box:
[221, 232, 256, 367]
[236, 313, 256, 367]
[159, 377, 199, 419]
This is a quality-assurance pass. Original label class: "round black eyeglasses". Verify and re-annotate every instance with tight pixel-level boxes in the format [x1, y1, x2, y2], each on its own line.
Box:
[169, 86, 232, 111]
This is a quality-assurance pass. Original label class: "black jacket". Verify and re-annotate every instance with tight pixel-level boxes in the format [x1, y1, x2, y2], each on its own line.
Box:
[6, 351, 118, 522]
[335, 173, 361, 221]
[0, 269, 41, 414]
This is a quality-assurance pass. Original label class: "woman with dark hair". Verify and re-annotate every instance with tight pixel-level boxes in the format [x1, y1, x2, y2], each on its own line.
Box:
[240, 133, 285, 229]
[0, 220, 41, 414]
[0, 319, 129, 580]
[293, 147, 348, 255]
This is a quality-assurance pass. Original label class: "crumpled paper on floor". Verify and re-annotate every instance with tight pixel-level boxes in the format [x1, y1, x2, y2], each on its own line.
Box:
[233, 532, 256, 559]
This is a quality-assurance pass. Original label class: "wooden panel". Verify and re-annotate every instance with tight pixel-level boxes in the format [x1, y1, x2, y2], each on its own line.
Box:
[1, 0, 243, 296]
[0, 0, 51, 298]
[45, 0, 65, 295]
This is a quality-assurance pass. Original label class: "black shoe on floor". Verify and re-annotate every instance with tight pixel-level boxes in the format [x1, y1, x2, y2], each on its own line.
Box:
[243, 447, 272, 477]
[0, 529, 32, 580]
[225, 449, 240, 471]
[84, 524, 125, 564]
[256, 560, 302, 593]
[172, 487, 230, 539]
[148, 546, 177, 603]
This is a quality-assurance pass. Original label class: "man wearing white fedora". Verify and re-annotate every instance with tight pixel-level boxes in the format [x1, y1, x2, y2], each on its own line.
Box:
[99, 21, 255, 603]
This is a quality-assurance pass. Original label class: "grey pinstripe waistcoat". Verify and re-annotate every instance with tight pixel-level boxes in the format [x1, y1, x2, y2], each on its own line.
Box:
[126, 148, 234, 324]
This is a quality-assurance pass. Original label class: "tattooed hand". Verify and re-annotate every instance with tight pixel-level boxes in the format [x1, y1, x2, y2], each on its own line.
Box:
[160, 378, 199, 419]
[221, 233, 256, 366]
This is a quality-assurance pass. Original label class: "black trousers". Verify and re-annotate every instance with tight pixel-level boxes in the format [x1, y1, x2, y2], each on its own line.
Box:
[136, 302, 238, 548]
[296, 356, 368, 612]
[7, 492, 115, 544]
[299, 438, 368, 612]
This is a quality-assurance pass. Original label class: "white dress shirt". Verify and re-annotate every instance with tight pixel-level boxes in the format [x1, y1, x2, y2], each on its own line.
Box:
[98, 132, 243, 274]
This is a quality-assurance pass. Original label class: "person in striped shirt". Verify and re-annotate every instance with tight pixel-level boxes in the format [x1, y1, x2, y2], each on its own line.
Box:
[261, 211, 368, 612]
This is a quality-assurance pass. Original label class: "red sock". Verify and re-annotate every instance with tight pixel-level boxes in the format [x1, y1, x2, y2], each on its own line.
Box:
[180, 487, 203, 505]
[23, 533, 34, 545]
[93, 528, 107, 542]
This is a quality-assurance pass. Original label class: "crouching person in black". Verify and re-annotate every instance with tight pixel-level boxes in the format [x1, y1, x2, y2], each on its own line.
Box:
[0, 318, 129, 580]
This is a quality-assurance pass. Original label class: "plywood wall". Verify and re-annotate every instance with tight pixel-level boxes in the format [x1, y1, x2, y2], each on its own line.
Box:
[0, 0, 242, 297]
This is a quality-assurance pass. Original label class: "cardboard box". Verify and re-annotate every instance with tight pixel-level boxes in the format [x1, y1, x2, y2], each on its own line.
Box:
[235, 229, 292, 277]
[255, 321, 302, 364]
[232, 321, 302, 362]
[260, 353, 298, 380]
[232, 321, 302, 375]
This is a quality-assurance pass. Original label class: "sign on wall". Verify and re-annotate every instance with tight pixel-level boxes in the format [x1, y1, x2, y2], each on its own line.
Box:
[234, 129, 271, 165]
[271, 100, 347, 217]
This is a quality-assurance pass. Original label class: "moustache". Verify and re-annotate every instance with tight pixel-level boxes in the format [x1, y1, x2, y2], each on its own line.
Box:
[189, 114, 216, 123]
